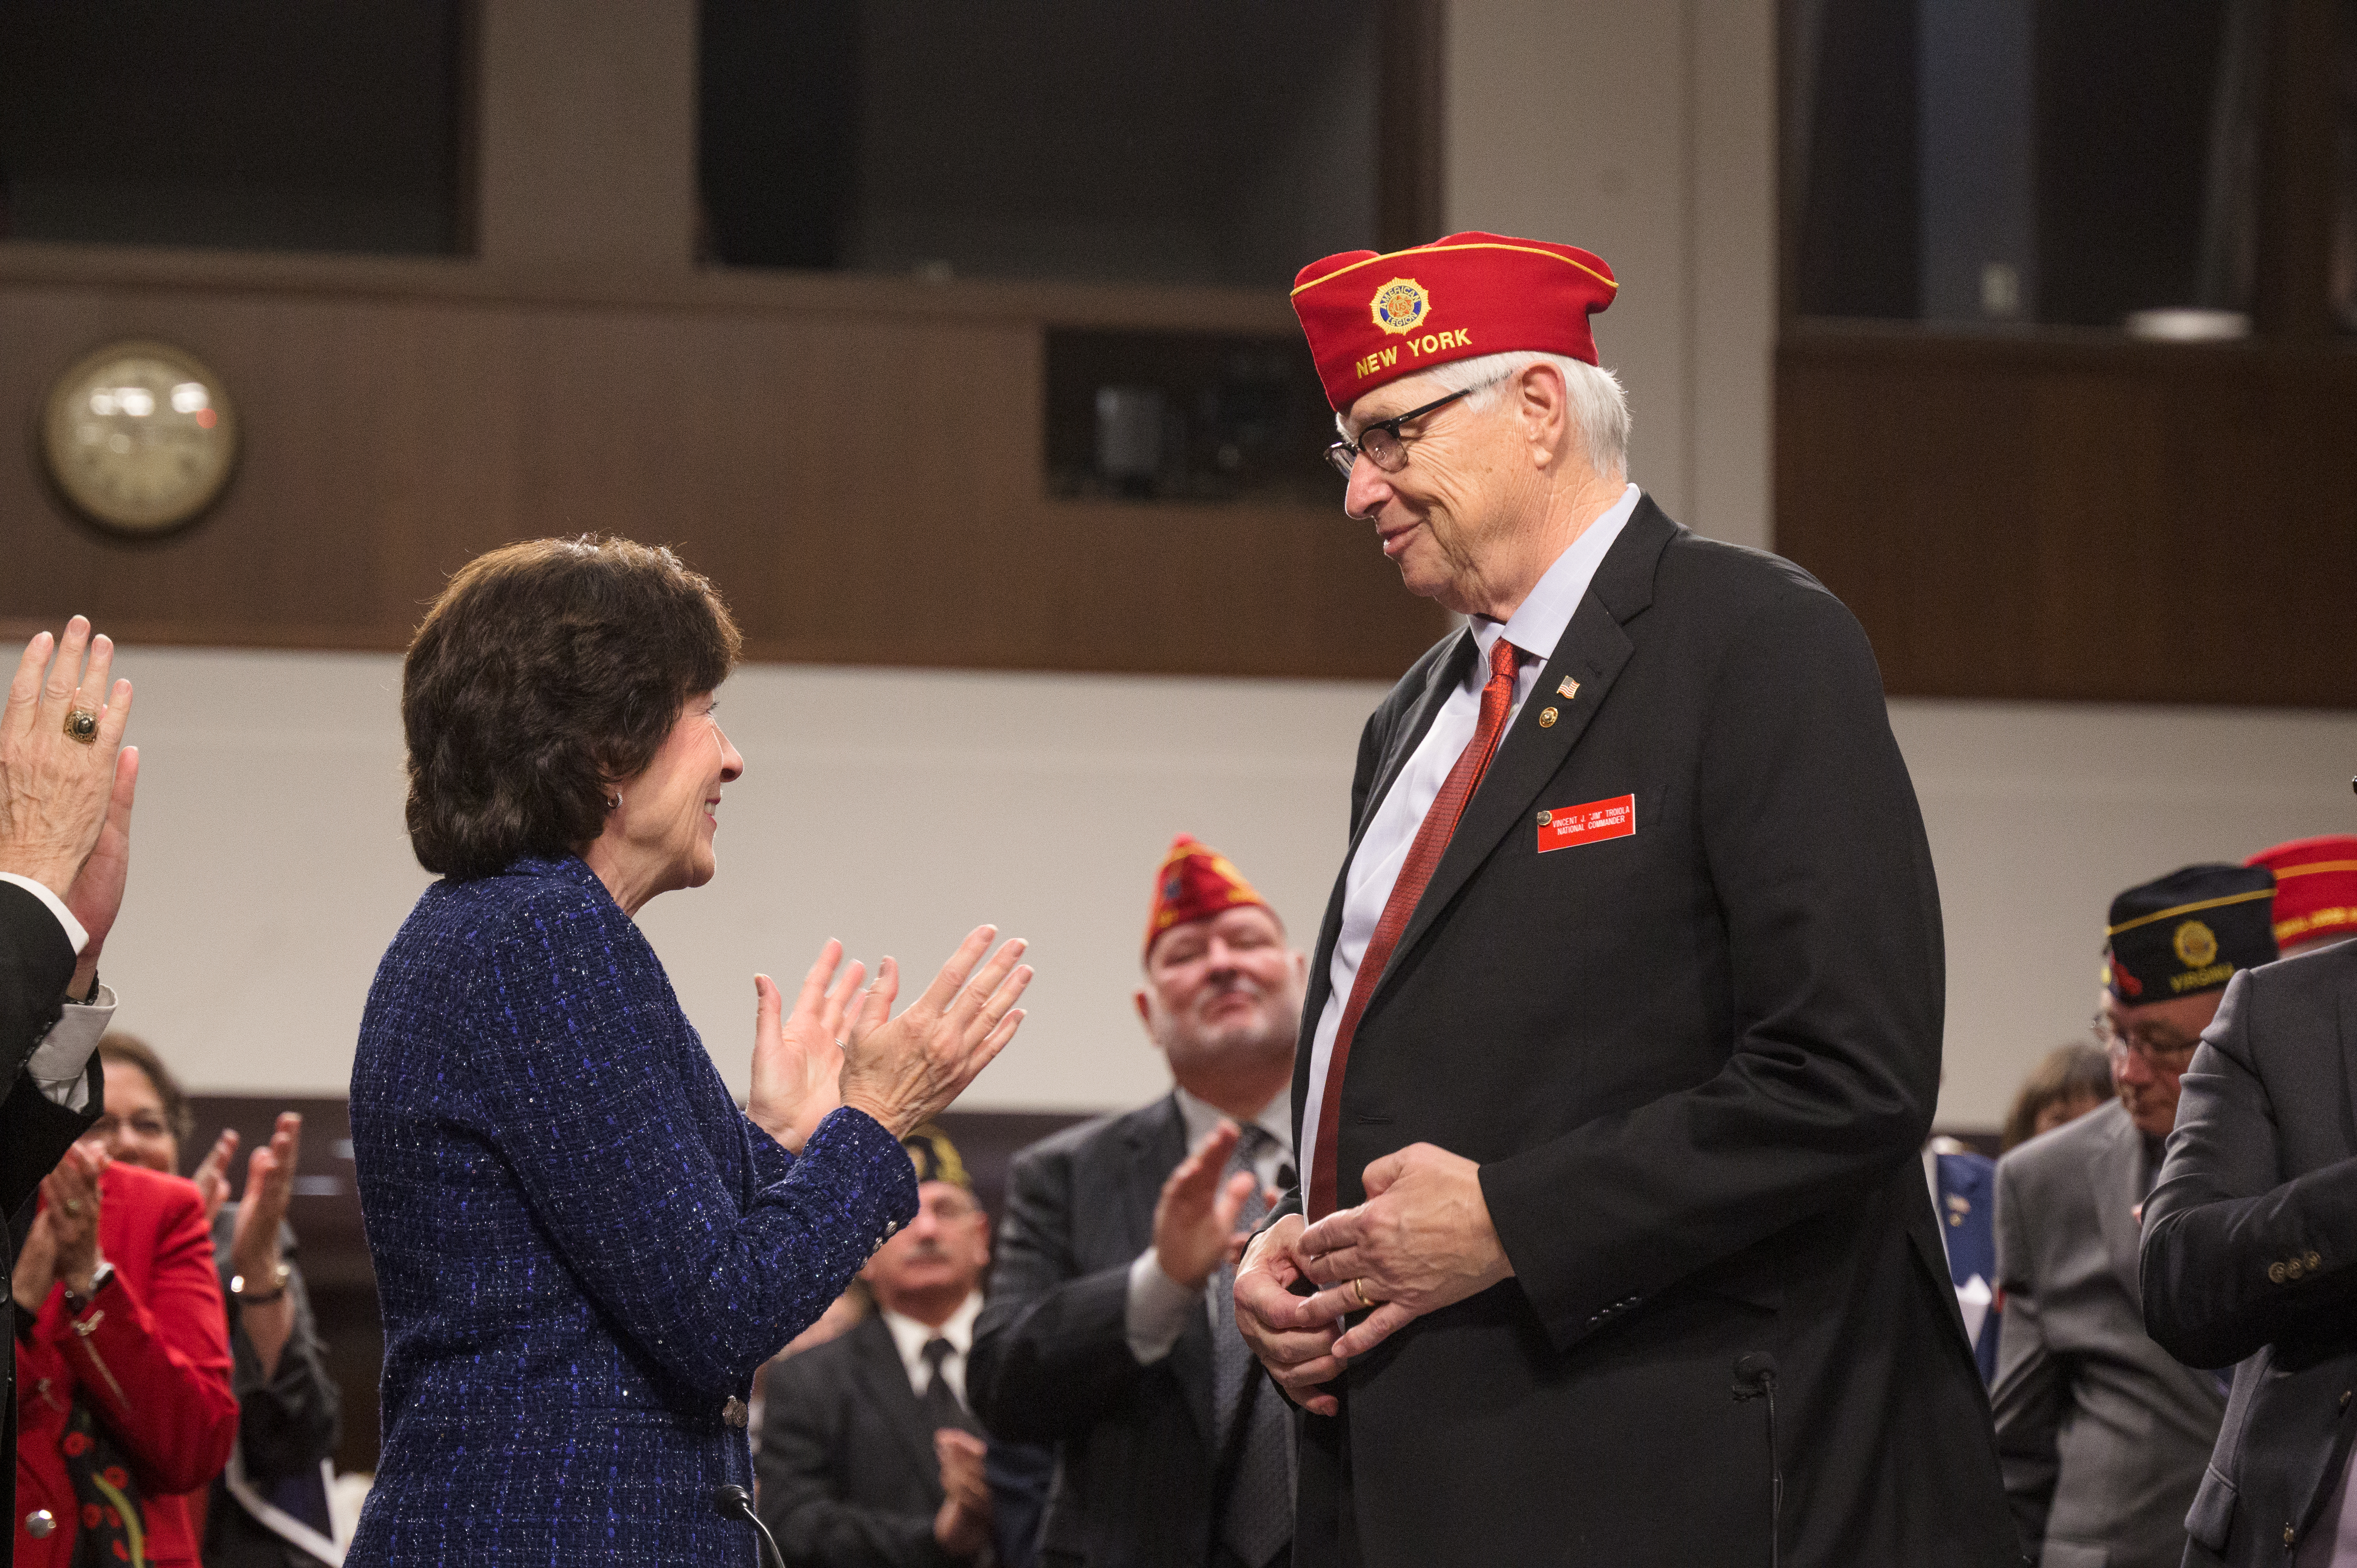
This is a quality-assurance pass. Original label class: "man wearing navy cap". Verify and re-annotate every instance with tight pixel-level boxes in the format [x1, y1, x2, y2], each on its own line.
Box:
[1991, 864, 2272, 1568]
[1232, 232, 2015, 1567]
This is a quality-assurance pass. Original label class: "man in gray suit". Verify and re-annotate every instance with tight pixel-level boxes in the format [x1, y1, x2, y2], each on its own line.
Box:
[1993, 863, 2277, 1568]
[2143, 862, 2357, 1565]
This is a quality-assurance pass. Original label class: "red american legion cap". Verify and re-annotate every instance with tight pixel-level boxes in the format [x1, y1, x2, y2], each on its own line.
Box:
[1290, 230, 1618, 411]
[2247, 835, 2357, 950]
[1145, 835, 1273, 958]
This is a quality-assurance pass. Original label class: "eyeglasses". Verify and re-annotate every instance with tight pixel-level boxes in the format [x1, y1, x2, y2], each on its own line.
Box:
[2090, 1012, 2201, 1070]
[1323, 385, 1481, 479]
[83, 1112, 172, 1144]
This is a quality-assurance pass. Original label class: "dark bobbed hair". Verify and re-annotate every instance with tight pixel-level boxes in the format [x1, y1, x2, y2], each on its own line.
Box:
[95, 1031, 195, 1148]
[1998, 1040, 2115, 1154]
[403, 537, 741, 880]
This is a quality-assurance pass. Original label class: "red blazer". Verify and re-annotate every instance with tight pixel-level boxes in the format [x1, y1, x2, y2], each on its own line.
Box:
[14, 1160, 239, 1568]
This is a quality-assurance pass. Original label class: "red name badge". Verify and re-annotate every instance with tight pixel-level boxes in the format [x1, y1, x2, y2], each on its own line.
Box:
[1537, 794, 1636, 853]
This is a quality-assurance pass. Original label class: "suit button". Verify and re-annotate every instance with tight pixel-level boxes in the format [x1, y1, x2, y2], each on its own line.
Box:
[722, 1396, 748, 1429]
[2309, 1251, 2324, 1270]
[2290, 1259, 2308, 1281]
[2341, 1390, 2352, 1411]
[2271, 1263, 2290, 1284]
[23, 1511, 52, 1538]
[2287, 1525, 2299, 1546]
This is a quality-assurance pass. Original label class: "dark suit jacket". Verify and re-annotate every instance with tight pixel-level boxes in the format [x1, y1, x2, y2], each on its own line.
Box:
[2141, 944, 2357, 1566]
[967, 1095, 1233, 1568]
[757, 1313, 974, 1567]
[0, 879, 106, 1547]
[1992, 1099, 2223, 1568]
[1283, 498, 2018, 1568]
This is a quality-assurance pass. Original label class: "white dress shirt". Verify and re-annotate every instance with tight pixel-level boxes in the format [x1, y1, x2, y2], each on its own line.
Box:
[1299, 484, 1641, 1197]
[0, 871, 110, 1111]
[879, 1290, 984, 1406]
[1124, 1087, 1294, 1365]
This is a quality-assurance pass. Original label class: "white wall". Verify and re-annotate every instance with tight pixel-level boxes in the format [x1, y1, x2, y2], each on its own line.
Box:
[1446, 0, 1776, 551]
[94, 646, 2357, 1132]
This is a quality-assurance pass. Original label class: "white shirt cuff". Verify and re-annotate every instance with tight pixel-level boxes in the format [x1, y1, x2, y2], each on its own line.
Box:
[29, 984, 113, 1112]
[1125, 1247, 1204, 1365]
[0, 873, 87, 955]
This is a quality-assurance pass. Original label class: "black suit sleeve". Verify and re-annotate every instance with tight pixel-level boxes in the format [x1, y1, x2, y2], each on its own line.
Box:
[0, 1054, 101, 1226]
[223, 1219, 342, 1481]
[1988, 1153, 2064, 1556]
[968, 1142, 1155, 1444]
[1480, 583, 1946, 1348]
[2141, 970, 2357, 1369]
[756, 1349, 959, 1568]
[0, 882, 74, 1090]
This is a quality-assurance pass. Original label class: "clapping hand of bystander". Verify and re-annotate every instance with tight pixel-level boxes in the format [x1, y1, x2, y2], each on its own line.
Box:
[931, 1428, 992, 1559]
[11, 1144, 108, 1314]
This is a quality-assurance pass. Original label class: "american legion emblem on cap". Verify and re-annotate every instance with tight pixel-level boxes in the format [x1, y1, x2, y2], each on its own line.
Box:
[2103, 863, 2277, 1002]
[1370, 277, 1430, 335]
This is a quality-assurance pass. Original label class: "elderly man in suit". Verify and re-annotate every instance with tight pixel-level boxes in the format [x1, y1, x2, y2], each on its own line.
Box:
[1231, 231, 2015, 1568]
[759, 1125, 999, 1565]
[1992, 864, 2271, 1568]
[2142, 831, 2357, 1565]
[0, 618, 137, 1549]
[969, 837, 1306, 1568]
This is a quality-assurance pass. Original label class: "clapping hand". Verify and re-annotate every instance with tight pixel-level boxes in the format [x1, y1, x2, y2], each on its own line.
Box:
[192, 1128, 240, 1226]
[1153, 1121, 1261, 1291]
[931, 1429, 992, 1558]
[749, 941, 869, 1153]
[230, 1112, 301, 1285]
[838, 926, 1031, 1140]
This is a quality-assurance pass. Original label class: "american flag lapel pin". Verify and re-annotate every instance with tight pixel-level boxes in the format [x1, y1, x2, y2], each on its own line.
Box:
[1557, 676, 1580, 701]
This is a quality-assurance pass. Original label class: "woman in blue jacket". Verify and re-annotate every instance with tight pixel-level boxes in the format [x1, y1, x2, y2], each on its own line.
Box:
[348, 537, 1030, 1566]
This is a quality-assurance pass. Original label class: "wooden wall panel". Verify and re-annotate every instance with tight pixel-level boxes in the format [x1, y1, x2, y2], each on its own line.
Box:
[1777, 330, 2357, 707]
[1, 272, 1446, 679]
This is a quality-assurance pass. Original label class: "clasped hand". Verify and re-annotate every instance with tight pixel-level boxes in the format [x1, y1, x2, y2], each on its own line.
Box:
[749, 926, 1032, 1150]
[12, 1145, 107, 1314]
[1230, 1142, 1512, 1417]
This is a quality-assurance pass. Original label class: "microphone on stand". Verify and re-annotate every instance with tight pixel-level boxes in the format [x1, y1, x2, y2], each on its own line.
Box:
[712, 1483, 788, 1568]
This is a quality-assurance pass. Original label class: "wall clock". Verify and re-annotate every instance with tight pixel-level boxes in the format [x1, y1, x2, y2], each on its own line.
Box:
[39, 339, 239, 535]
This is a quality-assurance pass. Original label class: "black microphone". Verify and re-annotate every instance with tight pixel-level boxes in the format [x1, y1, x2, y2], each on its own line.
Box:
[712, 1483, 788, 1568]
[1731, 1354, 1782, 1568]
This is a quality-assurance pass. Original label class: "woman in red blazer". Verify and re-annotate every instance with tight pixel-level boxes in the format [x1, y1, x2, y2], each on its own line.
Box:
[11, 1142, 239, 1567]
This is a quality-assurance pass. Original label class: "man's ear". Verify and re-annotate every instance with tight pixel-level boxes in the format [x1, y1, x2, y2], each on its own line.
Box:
[1515, 361, 1571, 468]
[1134, 987, 1153, 1033]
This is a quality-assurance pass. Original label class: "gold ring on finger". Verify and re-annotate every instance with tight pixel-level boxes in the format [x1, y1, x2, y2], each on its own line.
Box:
[61, 1199, 81, 1217]
[63, 708, 98, 745]
[1351, 1277, 1371, 1308]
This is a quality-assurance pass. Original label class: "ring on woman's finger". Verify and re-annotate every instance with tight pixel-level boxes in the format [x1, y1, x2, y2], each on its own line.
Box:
[61, 1199, 81, 1217]
[62, 707, 98, 744]
[1351, 1277, 1371, 1308]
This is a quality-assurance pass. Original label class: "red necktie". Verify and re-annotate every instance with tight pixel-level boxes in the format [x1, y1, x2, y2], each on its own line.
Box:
[1308, 636, 1521, 1221]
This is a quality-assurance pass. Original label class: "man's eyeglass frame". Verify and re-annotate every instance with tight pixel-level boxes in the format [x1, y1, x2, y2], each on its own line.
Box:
[1323, 385, 1479, 479]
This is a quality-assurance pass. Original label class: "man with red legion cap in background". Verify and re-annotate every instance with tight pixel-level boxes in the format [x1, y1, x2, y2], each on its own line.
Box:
[970, 837, 1307, 1568]
[1230, 232, 2017, 1566]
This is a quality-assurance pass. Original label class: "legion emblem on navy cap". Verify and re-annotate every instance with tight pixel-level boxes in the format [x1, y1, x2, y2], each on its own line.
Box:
[2103, 863, 2277, 1002]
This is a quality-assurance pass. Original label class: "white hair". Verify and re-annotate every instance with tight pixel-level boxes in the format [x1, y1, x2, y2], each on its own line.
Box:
[1345, 350, 1630, 478]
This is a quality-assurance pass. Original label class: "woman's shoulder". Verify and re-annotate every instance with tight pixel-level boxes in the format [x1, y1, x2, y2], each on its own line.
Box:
[99, 1160, 209, 1240]
[394, 856, 633, 959]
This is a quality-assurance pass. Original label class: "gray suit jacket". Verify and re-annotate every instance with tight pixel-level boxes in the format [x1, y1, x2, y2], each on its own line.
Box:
[1993, 1097, 2226, 1568]
[2141, 943, 2357, 1567]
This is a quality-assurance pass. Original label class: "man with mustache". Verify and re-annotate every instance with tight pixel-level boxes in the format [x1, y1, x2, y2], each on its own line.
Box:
[758, 1126, 1000, 1565]
[970, 837, 1307, 1568]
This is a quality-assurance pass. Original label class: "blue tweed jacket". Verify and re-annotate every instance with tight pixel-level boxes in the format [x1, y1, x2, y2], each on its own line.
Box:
[348, 856, 917, 1566]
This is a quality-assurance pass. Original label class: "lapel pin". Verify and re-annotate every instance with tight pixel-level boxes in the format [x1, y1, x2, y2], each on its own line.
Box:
[1557, 676, 1580, 700]
[1538, 707, 1558, 728]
